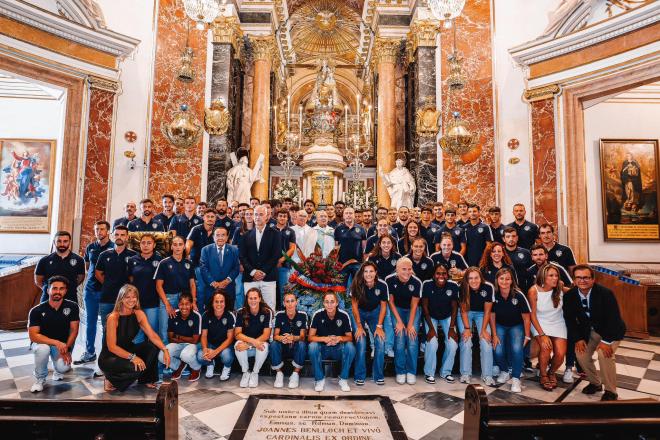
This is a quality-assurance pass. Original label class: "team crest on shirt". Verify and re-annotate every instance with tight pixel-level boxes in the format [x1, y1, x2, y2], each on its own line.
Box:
[185, 262, 191, 269]
[480, 290, 487, 297]
[107, 257, 111, 262]
[431, 227, 437, 233]
[454, 230, 460, 235]
[69, 259, 77, 266]
[168, 264, 173, 270]
[125, 257, 130, 263]
[375, 288, 381, 296]
[478, 227, 483, 233]
[524, 225, 530, 231]
[42, 312, 46, 317]
[391, 259, 397, 266]
[421, 263, 428, 270]
[188, 320, 193, 327]
[285, 230, 290, 236]
[446, 290, 452, 296]
[296, 320, 302, 327]
[336, 319, 342, 327]
[259, 315, 265, 323]
[63, 307, 71, 316]
[556, 250, 563, 257]
[152, 223, 158, 229]
[517, 253, 524, 259]
[408, 284, 415, 292]
[512, 298, 518, 305]
[49, 261, 53, 265]
[152, 260, 158, 268]
[194, 219, 200, 224]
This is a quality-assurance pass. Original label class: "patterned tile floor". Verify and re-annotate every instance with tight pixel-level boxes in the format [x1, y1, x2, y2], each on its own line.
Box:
[1, 329, 658, 440]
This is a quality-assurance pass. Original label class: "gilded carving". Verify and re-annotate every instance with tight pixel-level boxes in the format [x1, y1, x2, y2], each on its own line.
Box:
[250, 35, 276, 62]
[373, 37, 401, 65]
[415, 98, 441, 137]
[204, 99, 231, 135]
[87, 76, 119, 92]
[407, 19, 440, 54]
[212, 16, 243, 54]
[523, 84, 561, 102]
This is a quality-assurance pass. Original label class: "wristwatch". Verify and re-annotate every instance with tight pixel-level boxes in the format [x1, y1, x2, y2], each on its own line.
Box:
[128, 353, 136, 361]
[376, 324, 383, 328]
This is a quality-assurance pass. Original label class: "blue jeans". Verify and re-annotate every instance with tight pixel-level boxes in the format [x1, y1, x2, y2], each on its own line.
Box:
[494, 323, 524, 379]
[270, 340, 307, 370]
[391, 306, 421, 375]
[277, 267, 291, 308]
[158, 293, 180, 344]
[195, 267, 208, 314]
[83, 284, 102, 355]
[32, 343, 70, 380]
[424, 317, 458, 378]
[308, 341, 356, 381]
[457, 311, 493, 378]
[160, 342, 201, 370]
[351, 308, 385, 382]
[384, 307, 394, 353]
[234, 273, 244, 310]
[196, 343, 234, 368]
[133, 307, 159, 344]
[342, 263, 360, 288]
[99, 302, 115, 332]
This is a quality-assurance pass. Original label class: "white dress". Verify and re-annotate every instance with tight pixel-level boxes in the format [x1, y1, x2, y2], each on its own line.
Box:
[531, 287, 567, 339]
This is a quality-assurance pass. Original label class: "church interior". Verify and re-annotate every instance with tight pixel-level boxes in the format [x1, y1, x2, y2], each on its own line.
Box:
[0, 0, 659, 439]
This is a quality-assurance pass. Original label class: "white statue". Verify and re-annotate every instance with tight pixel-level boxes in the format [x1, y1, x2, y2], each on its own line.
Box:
[226, 153, 265, 204]
[378, 159, 416, 209]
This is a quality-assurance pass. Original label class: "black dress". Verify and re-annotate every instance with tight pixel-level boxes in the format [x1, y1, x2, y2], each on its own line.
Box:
[98, 313, 159, 391]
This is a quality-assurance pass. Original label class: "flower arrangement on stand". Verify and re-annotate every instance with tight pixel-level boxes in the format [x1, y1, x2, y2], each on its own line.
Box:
[283, 246, 348, 317]
[273, 179, 300, 204]
[343, 180, 378, 210]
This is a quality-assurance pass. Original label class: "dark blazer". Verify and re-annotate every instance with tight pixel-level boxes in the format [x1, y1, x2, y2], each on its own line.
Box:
[239, 226, 282, 282]
[563, 283, 626, 344]
[199, 243, 240, 297]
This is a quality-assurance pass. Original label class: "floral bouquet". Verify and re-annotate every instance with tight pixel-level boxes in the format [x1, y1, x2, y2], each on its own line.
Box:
[283, 245, 348, 316]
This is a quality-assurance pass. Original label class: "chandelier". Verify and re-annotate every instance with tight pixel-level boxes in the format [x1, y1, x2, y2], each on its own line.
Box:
[161, 104, 204, 156]
[428, 0, 466, 28]
[439, 112, 477, 166]
[182, 0, 225, 30]
[346, 133, 370, 180]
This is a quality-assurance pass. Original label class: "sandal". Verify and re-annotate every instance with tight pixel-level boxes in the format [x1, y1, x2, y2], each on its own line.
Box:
[104, 379, 116, 392]
[540, 375, 553, 391]
[548, 372, 558, 389]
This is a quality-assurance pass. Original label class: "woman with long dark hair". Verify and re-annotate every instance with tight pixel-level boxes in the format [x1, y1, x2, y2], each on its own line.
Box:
[479, 241, 516, 284]
[197, 290, 235, 381]
[398, 221, 424, 256]
[367, 234, 399, 358]
[234, 287, 273, 388]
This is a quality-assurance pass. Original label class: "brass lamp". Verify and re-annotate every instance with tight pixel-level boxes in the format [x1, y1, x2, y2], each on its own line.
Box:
[161, 104, 203, 157]
[439, 111, 477, 166]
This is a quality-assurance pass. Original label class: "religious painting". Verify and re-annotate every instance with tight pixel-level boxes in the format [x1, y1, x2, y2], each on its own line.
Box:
[599, 139, 660, 241]
[0, 139, 56, 233]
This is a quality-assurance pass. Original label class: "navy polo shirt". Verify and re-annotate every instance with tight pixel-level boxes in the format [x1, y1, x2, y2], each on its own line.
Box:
[153, 212, 175, 231]
[127, 217, 165, 232]
[419, 224, 441, 246]
[169, 214, 202, 238]
[186, 224, 215, 266]
[154, 256, 195, 295]
[214, 216, 237, 239]
[328, 219, 339, 229]
[365, 235, 378, 255]
[84, 240, 114, 291]
[112, 216, 135, 229]
[526, 262, 573, 291]
[507, 221, 539, 250]
[385, 273, 422, 310]
[236, 309, 273, 339]
[368, 253, 401, 280]
[438, 224, 465, 252]
[334, 223, 367, 263]
[28, 300, 80, 343]
[95, 248, 138, 303]
[463, 221, 493, 267]
[168, 309, 202, 338]
[431, 219, 446, 228]
[547, 243, 577, 269]
[431, 251, 468, 271]
[277, 226, 297, 267]
[489, 223, 505, 244]
[422, 279, 460, 320]
[392, 222, 405, 238]
[506, 247, 532, 288]
[355, 279, 389, 312]
[481, 263, 517, 285]
[466, 282, 495, 312]
[492, 290, 530, 327]
[267, 218, 278, 229]
[273, 310, 308, 336]
[457, 219, 468, 227]
[128, 254, 162, 309]
[203, 310, 235, 346]
[35, 252, 85, 302]
[410, 256, 435, 282]
[310, 309, 352, 337]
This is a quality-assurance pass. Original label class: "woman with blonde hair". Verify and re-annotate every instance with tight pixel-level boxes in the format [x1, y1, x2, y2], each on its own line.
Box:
[98, 284, 170, 392]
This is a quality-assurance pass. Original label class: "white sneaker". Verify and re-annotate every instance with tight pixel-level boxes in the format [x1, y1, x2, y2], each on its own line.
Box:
[459, 374, 471, 384]
[220, 366, 231, 381]
[274, 371, 284, 388]
[314, 379, 325, 392]
[483, 376, 496, 386]
[492, 365, 501, 376]
[52, 371, 64, 381]
[288, 372, 300, 389]
[563, 369, 574, 384]
[510, 378, 522, 393]
[30, 379, 45, 393]
[496, 371, 511, 384]
[406, 373, 416, 385]
[338, 379, 351, 392]
[396, 374, 406, 385]
[205, 365, 215, 379]
[240, 372, 250, 388]
[248, 372, 259, 388]
[386, 350, 395, 358]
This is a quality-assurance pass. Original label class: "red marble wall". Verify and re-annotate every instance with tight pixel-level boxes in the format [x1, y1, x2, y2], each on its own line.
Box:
[149, 0, 207, 201]
[80, 88, 115, 252]
[440, 0, 496, 209]
[530, 98, 558, 226]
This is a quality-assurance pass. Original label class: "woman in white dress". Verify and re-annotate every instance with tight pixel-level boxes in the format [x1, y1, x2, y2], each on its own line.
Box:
[528, 264, 567, 391]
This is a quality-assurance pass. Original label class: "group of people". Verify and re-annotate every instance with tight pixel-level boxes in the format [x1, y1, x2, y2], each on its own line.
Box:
[28, 195, 625, 400]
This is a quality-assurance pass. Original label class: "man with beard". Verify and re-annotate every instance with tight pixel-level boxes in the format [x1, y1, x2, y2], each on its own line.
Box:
[28, 276, 80, 393]
[187, 208, 218, 312]
[488, 206, 505, 244]
[526, 244, 573, 293]
[214, 199, 237, 240]
[539, 223, 576, 271]
[169, 196, 202, 238]
[174, 197, 184, 215]
[333, 201, 345, 226]
[361, 208, 373, 233]
[303, 199, 317, 227]
[456, 201, 469, 226]
[128, 198, 165, 232]
[75, 221, 113, 365]
[392, 206, 410, 238]
[507, 203, 539, 250]
[112, 201, 137, 229]
[502, 227, 532, 294]
[34, 231, 85, 302]
[154, 194, 175, 231]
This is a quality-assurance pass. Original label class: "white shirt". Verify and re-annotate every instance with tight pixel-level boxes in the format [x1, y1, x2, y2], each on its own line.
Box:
[314, 225, 335, 257]
[255, 226, 266, 251]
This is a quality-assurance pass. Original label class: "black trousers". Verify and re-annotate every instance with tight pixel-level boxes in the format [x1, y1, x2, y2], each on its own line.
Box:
[98, 341, 159, 391]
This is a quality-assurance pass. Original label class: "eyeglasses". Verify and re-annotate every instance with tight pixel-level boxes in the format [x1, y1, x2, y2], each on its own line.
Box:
[574, 276, 592, 281]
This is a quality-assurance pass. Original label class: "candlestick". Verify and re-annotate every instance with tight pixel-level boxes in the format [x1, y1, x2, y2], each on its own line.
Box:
[356, 94, 361, 143]
[344, 105, 349, 149]
[365, 190, 369, 206]
[298, 105, 303, 144]
[287, 94, 291, 127]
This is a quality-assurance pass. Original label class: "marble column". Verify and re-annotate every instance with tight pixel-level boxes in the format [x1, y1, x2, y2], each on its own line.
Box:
[80, 77, 117, 252]
[207, 16, 243, 204]
[409, 20, 440, 206]
[374, 38, 400, 209]
[248, 35, 275, 201]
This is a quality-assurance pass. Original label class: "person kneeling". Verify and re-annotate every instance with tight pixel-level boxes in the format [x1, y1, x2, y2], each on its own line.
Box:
[28, 276, 80, 393]
[235, 287, 273, 388]
[198, 290, 235, 381]
[159, 292, 202, 381]
[271, 292, 308, 389]
[308, 292, 355, 392]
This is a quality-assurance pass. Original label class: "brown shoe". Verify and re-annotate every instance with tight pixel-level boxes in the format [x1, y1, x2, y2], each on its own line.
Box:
[171, 363, 187, 380]
[188, 369, 201, 382]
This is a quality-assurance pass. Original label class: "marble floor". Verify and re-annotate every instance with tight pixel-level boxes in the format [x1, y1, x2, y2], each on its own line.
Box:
[0, 328, 658, 440]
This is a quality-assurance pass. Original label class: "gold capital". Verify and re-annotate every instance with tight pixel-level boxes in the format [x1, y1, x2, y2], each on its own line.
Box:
[373, 37, 401, 65]
[212, 16, 243, 54]
[523, 84, 561, 102]
[408, 19, 440, 51]
[87, 76, 119, 93]
[250, 35, 276, 62]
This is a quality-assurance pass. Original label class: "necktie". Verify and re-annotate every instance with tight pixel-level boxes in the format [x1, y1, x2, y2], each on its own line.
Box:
[218, 246, 224, 267]
[581, 297, 590, 318]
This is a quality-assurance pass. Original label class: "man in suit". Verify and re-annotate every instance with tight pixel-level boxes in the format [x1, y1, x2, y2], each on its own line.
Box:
[564, 264, 626, 401]
[200, 226, 240, 311]
[239, 205, 282, 310]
